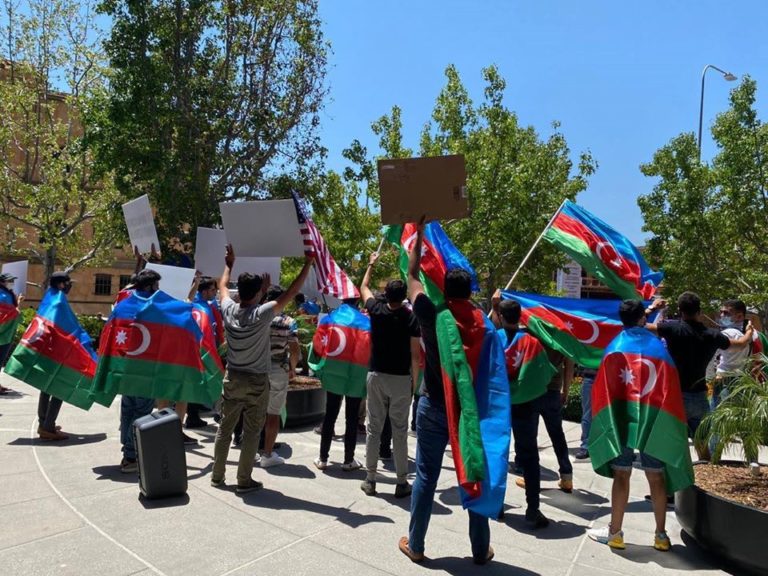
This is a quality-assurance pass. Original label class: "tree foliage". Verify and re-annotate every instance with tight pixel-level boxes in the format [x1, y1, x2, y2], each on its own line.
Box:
[0, 0, 122, 286]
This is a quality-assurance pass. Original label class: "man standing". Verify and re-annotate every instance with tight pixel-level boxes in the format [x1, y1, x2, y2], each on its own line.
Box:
[211, 245, 313, 494]
[359, 252, 420, 498]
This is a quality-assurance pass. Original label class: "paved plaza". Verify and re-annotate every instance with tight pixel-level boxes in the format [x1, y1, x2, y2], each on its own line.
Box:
[0, 375, 735, 576]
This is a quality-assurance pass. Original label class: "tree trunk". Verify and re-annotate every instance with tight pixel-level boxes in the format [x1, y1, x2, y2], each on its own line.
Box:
[42, 246, 56, 291]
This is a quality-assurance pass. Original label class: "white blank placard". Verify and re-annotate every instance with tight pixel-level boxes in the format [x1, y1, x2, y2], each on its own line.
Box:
[122, 195, 161, 254]
[2, 261, 28, 296]
[219, 199, 304, 257]
[144, 263, 196, 302]
[194, 227, 228, 277]
[231, 257, 281, 285]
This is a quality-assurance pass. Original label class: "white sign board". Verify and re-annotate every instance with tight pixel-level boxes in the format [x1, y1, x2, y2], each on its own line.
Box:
[122, 195, 161, 254]
[194, 227, 228, 277]
[219, 199, 304, 257]
[556, 260, 582, 299]
[2, 261, 28, 296]
[301, 267, 341, 309]
[144, 263, 196, 302]
[231, 257, 281, 285]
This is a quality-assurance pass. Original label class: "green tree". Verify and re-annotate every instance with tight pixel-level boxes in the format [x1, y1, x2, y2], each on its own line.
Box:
[96, 0, 328, 249]
[0, 0, 123, 286]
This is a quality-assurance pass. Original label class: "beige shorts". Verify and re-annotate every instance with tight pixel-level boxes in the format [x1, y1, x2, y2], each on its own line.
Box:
[268, 367, 289, 415]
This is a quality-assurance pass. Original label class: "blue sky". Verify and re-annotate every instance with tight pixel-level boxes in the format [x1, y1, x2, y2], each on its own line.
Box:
[317, 1, 768, 243]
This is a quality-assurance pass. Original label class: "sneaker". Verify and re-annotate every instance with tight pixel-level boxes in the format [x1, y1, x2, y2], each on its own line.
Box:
[210, 476, 225, 488]
[654, 531, 671, 551]
[236, 479, 263, 494]
[185, 417, 209, 429]
[524, 509, 550, 529]
[574, 449, 590, 460]
[341, 459, 362, 471]
[395, 482, 412, 498]
[398, 536, 425, 563]
[587, 526, 625, 549]
[515, 477, 526, 489]
[260, 452, 285, 468]
[182, 433, 198, 446]
[314, 457, 328, 470]
[558, 475, 573, 493]
[120, 458, 138, 474]
[473, 545, 495, 565]
[360, 479, 376, 496]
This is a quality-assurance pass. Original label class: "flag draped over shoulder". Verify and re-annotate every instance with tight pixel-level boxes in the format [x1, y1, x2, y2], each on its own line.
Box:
[502, 291, 625, 370]
[5, 288, 97, 410]
[589, 327, 694, 492]
[0, 289, 19, 345]
[89, 290, 205, 407]
[308, 304, 370, 398]
[544, 200, 663, 300]
[291, 191, 359, 300]
[497, 329, 557, 405]
[388, 222, 509, 518]
[192, 303, 224, 404]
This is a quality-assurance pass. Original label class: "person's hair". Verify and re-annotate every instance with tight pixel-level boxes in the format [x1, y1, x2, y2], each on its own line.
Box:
[723, 298, 747, 316]
[498, 299, 521, 325]
[266, 285, 284, 302]
[134, 269, 161, 292]
[384, 279, 407, 304]
[445, 268, 472, 299]
[294, 293, 306, 304]
[342, 297, 359, 307]
[677, 291, 701, 317]
[197, 276, 216, 292]
[619, 299, 646, 327]
[237, 273, 263, 302]
[50, 277, 69, 290]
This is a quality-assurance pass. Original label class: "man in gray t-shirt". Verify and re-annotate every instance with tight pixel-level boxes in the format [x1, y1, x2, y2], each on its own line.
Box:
[211, 245, 314, 494]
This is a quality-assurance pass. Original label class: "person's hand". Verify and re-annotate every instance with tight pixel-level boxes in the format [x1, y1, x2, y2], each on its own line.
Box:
[17, 294, 24, 305]
[149, 243, 161, 262]
[305, 253, 316, 266]
[368, 252, 379, 267]
[261, 272, 271, 288]
[225, 243, 235, 269]
[649, 298, 667, 311]
[746, 320, 754, 333]
[491, 288, 502, 310]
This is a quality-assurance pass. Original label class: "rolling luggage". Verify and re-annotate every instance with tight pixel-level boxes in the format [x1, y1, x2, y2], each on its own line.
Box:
[133, 408, 188, 499]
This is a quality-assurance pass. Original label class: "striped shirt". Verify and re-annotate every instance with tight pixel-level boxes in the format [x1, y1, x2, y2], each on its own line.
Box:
[271, 314, 298, 370]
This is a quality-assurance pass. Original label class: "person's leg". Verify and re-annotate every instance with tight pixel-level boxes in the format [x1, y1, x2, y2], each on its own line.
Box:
[239, 373, 270, 484]
[41, 396, 64, 433]
[410, 393, 421, 431]
[233, 411, 244, 442]
[120, 395, 137, 460]
[646, 470, 667, 534]
[126, 397, 154, 461]
[212, 374, 246, 482]
[380, 413, 392, 457]
[610, 469, 632, 533]
[468, 511, 491, 562]
[37, 392, 50, 427]
[364, 372, 388, 484]
[262, 370, 288, 457]
[579, 376, 594, 455]
[319, 391, 343, 462]
[407, 396, 448, 555]
[540, 390, 573, 477]
[512, 400, 541, 517]
[343, 396, 363, 463]
[387, 374, 412, 485]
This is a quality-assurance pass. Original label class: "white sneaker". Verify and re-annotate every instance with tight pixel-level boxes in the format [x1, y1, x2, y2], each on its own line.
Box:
[341, 459, 362, 471]
[260, 452, 285, 468]
[254, 452, 261, 464]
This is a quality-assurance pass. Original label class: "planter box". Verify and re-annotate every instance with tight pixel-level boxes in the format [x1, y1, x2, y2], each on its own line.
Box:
[676, 462, 768, 576]
[284, 385, 325, 428]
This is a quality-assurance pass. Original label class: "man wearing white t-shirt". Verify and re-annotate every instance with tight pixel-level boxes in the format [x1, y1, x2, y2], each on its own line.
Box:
[714, 299, 756, 400]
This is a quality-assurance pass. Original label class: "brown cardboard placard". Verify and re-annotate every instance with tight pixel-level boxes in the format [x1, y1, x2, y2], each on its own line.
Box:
[377, 154, 468, 224]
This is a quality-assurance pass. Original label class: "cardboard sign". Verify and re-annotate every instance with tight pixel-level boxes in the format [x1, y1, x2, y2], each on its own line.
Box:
[556, 260, 582, 299]
[231, 257, 281, 286]
[301, 267, 341, 309]
[144, 263, 196, 302]
[219, 199, 304, 257]
[194, 227, 228, 277]
[2, 260, 28, 296]
[122, 195, 161, 254]
[378, 155, 468, 224]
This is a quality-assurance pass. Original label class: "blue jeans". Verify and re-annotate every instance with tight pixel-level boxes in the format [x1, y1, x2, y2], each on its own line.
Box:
[580, 376, 594, 450]
[682, 391, 710, 439]
[408, 395, 490, 560]
[120, 395, 155, 460]
[708, 378, 732, 454]
[538, 390, 573, 476]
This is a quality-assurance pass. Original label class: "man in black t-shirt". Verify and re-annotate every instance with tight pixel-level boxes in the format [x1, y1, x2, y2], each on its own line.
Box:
[360, 252, 420, 498]
[647, 291, 752, 459]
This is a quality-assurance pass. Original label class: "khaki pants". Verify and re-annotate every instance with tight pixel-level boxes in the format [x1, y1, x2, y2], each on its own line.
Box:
[212, 370, 270, 486]
[365, 371, 412, 483]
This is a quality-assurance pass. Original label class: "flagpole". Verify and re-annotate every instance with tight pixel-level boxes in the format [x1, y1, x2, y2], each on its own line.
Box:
[501, 199, 567, 291]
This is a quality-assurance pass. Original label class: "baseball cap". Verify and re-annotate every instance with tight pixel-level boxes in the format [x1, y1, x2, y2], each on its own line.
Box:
[50, 271, 72, 283]
[0, 272, 17, 282]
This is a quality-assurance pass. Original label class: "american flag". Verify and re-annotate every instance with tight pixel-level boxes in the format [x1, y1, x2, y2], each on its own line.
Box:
[291, 191, 360, 300]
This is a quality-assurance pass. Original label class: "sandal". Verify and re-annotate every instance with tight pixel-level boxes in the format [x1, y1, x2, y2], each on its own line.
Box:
[398, 536, 425, 563]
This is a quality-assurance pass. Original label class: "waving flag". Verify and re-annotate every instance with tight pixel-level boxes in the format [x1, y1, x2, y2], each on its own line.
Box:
[498, 329, 557, 405]
[5, 288, 97, 410]
[291, 191, 359, 300]
[308, 304, 370, 398]
[590, 327, 694, 491]
[543, 200, 663, 300]
[0, 289, 19, 345]
[192, 303, 224, 404]
[89, 290, 205, 407]
[502, 291, 625, 369]
[193, 293, 225, 348]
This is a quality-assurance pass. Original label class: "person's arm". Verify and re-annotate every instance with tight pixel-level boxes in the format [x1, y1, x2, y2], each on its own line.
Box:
[643, 298, 667, 333]
[274, 255, 315, 313]
[187, 270, 202, 302]
[729, 322, 754, 347]
[132, 245, 147, 275]
[561, 358, 575, 405]
[218, 244, 234, 298]
[410, 337, 421, 394]
[360, 252, 378, 303]
[490, 288, 502, 328]
[407, 218, 426, 302]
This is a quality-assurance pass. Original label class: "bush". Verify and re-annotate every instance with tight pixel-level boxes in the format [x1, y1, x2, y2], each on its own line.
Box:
[563, 378, 583, 423]
[10, 307, 105, 350]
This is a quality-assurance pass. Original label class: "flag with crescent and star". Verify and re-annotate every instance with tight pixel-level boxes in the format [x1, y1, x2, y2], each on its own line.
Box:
[589, 326, 694, 492]
[5, 287, 97, 410]
[192, 302, 225, 404]
[307, 303, 370, 398]
[0, 287, 20, 345]
[503, 291, 630, 370]
[89, 290, 205, 407]
[543, 200, 663, 300]
[497, 328, 557, 405]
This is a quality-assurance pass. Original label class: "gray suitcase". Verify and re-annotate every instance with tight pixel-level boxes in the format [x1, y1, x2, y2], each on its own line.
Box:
[133, 408, 188, 499]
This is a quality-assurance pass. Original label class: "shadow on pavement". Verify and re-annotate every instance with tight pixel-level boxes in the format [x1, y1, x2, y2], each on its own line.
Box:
[9, 432, 107, 447]
[612, 539, 729, 572]
[260, 463, 316, 479]
[540, 487, 608, 520]
[380, 491, 453, 516]
[139, 492, 190, 509]
[502, 514, 586, 539]
[92, 465, 141, 484]
[421, 555, 541, 575]
[240, 488, 395, 528]
[187, 462, 213, 481]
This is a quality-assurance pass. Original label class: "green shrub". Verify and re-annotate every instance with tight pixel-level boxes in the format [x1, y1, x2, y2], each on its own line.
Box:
[12, 307, 36, 348]
[562, 378, 583, 423]
[78, 315, 106, 348]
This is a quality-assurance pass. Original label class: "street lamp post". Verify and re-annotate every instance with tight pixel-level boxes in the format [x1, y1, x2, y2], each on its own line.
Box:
[698, 64, 737, 161]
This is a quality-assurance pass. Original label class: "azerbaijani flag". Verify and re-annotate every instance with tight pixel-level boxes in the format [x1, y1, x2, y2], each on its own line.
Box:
[89, 290, 205, 407]
[0, 288, 19, 345]
[543, 200, 663, 300]
[307, 304, 370, 398]
[5, 288, 97, 410]
[497, 329, 557, 405]
[192, 302, 224, 404]
[590, 326, 694, 492]
[194, 294, 225, 347]
[502, 291, 625, 370]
